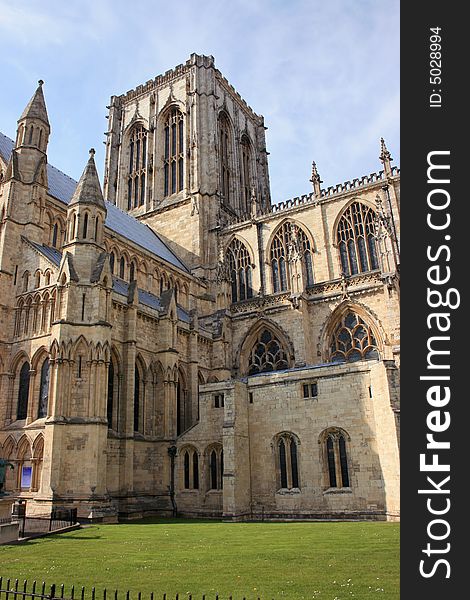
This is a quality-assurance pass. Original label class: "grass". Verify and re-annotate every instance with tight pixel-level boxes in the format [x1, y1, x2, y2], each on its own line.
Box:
[0, 519, 399, 600]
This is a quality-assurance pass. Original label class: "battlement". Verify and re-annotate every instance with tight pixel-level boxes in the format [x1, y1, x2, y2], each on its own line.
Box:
[223, 165, 400, 228]
[111, 53, 262, 123]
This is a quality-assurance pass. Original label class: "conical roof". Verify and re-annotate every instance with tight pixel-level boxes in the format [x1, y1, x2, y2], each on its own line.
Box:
[19, 80, 50, 128]
[69, 149, 106, 210]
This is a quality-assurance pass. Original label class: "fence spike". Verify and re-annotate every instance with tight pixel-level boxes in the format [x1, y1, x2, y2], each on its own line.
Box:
[115, 590, 118, 600]
[92, 587, 95, 600]
[32, 581, 37, 595]
[126, 591, 130, 600]
[162, 594, 166, 600]
[81, 586, 85, 600]
[104, 588, 107, 600]
[50, 583, 56, 600]
[41, 582, 46, 595]
[71, 585, 75, 599]
[60, 583, 65, 598]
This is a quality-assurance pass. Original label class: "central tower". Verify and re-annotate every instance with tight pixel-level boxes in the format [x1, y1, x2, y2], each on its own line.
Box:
[103, 53, 272, 278]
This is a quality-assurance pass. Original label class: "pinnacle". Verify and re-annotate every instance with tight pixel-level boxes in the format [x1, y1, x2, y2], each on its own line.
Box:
[380, 137, 392, 161]
[69, 149, 106, 210]
[19, 80, 50, 127]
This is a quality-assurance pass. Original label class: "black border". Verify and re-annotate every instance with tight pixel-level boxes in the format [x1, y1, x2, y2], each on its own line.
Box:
[401, 4, 465, 596]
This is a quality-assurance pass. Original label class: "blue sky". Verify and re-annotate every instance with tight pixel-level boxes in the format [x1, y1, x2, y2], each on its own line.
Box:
[0, 0, 399, 203]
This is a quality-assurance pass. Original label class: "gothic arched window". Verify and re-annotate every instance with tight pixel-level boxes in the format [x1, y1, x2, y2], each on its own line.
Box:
[277, 433, 299, 490]
[52, 223, 59, 248]
[218, 113, 232, 206]
[240, 135, 252, 215]
[270, 222, 314, 293]
[182, 447, 199, 490]
[134, 366, 140, 433]
[330, 311, 379, 362]
[248, 329, 289, 375]
[208, 446, 223, 490]
[119, 257, 125, 280]
[226, 239, 253, 303]
[322, 429, 351, 489]
[17, 361, 31, 420]
[128, 125, 148, 210]
[107, 360, 114, 428]
[336, 202, 379, 276]
[109, 252, 115, 274]
[37, 358, 49, 419]
[164, 108, 184, 197]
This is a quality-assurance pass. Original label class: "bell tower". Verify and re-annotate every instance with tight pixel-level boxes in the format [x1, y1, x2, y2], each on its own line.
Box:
[103, 54, 272, 279]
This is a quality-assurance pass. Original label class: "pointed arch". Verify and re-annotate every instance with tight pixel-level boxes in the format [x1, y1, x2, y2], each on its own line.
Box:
[240, 133, 253, 215]
[162, 105, 185, 197]
[218, 110, 235, 209]
[176, 366, 188, 436]
[319, 427, 351, 489]
[225, 237, 254, 303]
[238, 319, 295, 376]
[107, 346, 121, 430]
[320, 302, 383, 363]
[334, 200, 379, 276]
[267, 220, 315, 293]
[205, 442, 223, 491]
[274, 431, 300, 490]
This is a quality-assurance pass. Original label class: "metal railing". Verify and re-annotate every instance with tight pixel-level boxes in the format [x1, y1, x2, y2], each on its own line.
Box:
[0, 578, 273, 600]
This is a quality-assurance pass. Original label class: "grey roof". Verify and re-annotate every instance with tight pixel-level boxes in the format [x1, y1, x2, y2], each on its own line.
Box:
[112, 277, 190, 322]
[0, 132, 189, 273]
[28, 240, 62, 266]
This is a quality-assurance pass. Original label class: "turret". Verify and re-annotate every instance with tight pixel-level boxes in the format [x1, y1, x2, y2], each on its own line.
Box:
[13, 80, 50, 185]
[63, 149, 107, 273]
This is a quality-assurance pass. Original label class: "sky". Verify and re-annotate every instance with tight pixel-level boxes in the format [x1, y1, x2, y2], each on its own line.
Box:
[0, 0, 399, 204]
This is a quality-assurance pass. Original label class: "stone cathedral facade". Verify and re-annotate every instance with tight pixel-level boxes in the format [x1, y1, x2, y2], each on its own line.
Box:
[0, 54, 400, 522]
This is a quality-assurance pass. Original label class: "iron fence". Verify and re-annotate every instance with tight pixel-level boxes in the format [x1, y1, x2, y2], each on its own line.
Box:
[10, 508, 78, 538]
[0, 578, 273, 600]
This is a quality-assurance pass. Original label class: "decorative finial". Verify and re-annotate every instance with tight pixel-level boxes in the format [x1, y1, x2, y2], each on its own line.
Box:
[89, 148, 96, 157]
[379, 138, 393, 176]
[38, 79, 44, 87]
[379, 137, 392, 161]
[310, 160, 322, 198]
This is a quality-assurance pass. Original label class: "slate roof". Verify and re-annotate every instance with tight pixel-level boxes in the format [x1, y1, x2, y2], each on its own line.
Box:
[0, 132, 189, 273]
[28, 240, 62, 266]
[112, 277, 190, 322]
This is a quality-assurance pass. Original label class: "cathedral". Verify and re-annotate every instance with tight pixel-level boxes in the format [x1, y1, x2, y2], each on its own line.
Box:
[0, 54, 400, 522]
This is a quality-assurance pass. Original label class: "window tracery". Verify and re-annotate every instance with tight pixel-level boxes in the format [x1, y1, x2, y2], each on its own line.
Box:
[226, 239, 253, 303]
[128, 125, 147, 209]
[270, 222, 314, 293]
[330, 311, 379, 362]
[164, 108, 184, 197]
[336, 202, 379, 276]
[248, 329, 289, 375]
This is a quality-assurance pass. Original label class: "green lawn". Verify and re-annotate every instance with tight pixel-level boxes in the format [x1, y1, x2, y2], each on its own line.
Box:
[0, 519, 399, 600]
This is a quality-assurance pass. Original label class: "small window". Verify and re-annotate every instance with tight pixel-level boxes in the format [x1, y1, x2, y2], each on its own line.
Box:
[249, 392, 254, 404]
[214, 394, 225, 408]
[302, 381, 318, 399]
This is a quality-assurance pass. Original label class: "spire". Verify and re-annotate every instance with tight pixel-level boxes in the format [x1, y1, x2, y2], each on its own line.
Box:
[18, 80, 50, 128]
[310, 160, 322, 198]
[379, 137, 393, 177]
[69, 149, 106, 209]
